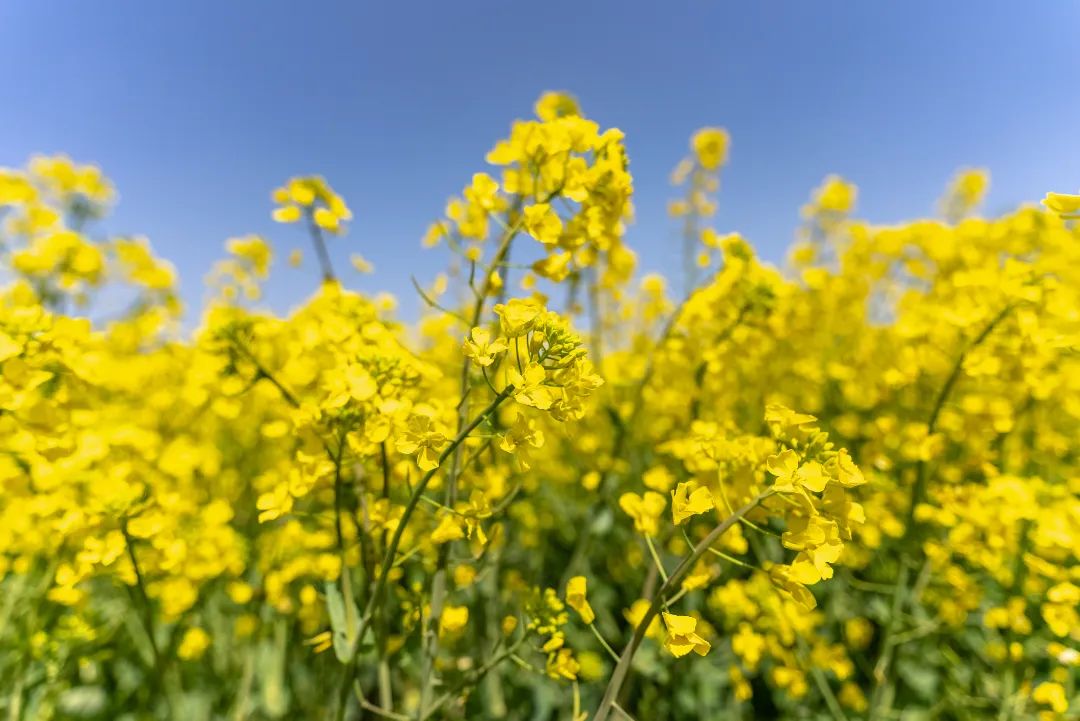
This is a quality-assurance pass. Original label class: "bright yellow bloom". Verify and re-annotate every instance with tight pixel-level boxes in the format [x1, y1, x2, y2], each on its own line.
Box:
[523, 203, 563, 245]
[439, 605, 469, 636]
[462, 327, 507, 367]
[507, 362, 555, 410]
[396, 414, 447, 471]
[494, 298, 543, 337]
[1042, 192, 1080, 216]
[498, 413, 544, 471]
[671, 482, 714, 525]
[534, 91, 580, 121]
[691, 128, 729, 171]
[661, 612, 711, 657]
[1032, 681, 1068, 714]
[177, 627, 211, 660]
[273, 205, 302, 223]
[566, 576, 595, 624]
[545, 647, 580, 680]
[619, 492, 667, 536]
[431, 514, 465, 544]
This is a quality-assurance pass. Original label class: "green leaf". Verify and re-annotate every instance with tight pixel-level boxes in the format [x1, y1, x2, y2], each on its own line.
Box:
[897, 657, 939, 700]
[257, 620, 290, 718]
[325, 578, 361, 663]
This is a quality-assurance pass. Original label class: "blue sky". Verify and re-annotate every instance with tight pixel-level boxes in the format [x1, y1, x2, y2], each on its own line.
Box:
[2, 1, 1078, 318]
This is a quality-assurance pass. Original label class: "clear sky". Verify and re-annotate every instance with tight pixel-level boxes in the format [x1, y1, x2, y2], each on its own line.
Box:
[2, 1, 1078, 318]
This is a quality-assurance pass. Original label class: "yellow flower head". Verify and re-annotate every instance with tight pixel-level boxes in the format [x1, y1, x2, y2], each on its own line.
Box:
[566, 576, 595, 624]
[535, 91, 581, 122]
[439, 605, 469, 636]
[494, 298, 544, 337]
[671, 482, 715, 525]
[661, 612, 711, 658]
[462, 327, 508, 367]
[1043, 192, 1080, 217]
[177, 627, 211, 661]
[691, 128, 730, 171]
[619, 491, 667, 536]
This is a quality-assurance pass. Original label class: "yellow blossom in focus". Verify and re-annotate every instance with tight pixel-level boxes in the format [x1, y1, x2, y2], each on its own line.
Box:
[566, 576, 595, 624]
[662, 612, 711, 657]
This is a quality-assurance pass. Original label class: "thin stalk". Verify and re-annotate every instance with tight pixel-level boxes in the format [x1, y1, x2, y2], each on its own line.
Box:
[590, 623, 621, 663]
[416, 207, 527, 718]
[351, 388, 512, 660]
[420, 636, 529, 721]
[560, 292, 747, 587]
[870, 304, 1016, 719]
[868, 562, 910, 720]
[593, 494, 766, 721]
[376, 441, 393, 707]
[120, 521, 174, 719]
[308, 212, 336, 282]
[904, 303, 1015, 533]
[797, 636, 848, 721]
[643, 535, 669, 584]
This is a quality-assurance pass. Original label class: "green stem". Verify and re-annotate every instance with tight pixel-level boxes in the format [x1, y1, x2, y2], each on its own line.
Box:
[590, 622, 621, 663]
[352, 388, 512, 660]
[307, 211, 336, 282]
[120, 521, 174, 719]
[420, 635, 529, 721]
[593, 494, 766, 721]
[643, 535, 669, 584]
[904, 303, 1015, 533]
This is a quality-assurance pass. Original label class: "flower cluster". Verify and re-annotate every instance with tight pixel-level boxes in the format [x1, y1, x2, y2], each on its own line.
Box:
[0, 95, 1076, 721]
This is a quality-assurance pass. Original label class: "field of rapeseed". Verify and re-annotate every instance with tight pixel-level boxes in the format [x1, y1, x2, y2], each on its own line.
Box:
[0, 92, 1077, 721]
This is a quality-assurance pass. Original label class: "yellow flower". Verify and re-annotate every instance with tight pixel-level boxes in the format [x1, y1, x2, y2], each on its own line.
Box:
[566, 576, 595, 624]
[498, 413, 544, 471]
[439, 605, 469, 636]
[523, 203, 563, 245]
[844, 617, 873, 650]
[1032, 681, 1068, 714]
[766, 449, 799, 492]
[661, 612, 711, 657]
[768, 563, 818, 610]
[177, 627, 211, 661]
[829, 449, 866, 487]
[729, 665, 753, 701]
[462, 327, 507, 367]
[619, 491, 667, 536]
[767, 450, 828, 494]
[273, 204, 302, 223]
[671, 482, 714, 525]
[806, 175, 856, 215]
[731, 624, 765, 670]
[838, 683, 868, 712]
[624, 599, 662, 640]
[304, 631, 333, 654]
[794, 461, 828, 493]
[545, 648, 580, 681]
[313, 207, 339, 232]
[691, 127, 729, 171]
[507, 362, 555, 410]
[643, 465, 675, 492]
[534, 91, 580, 121]
[465, 172, 501, 211]
[1042, 192, 1080, 217]
[494, 298, 544, 337]
[431, 513, 465, 544]
[345, 365, 377, 401]
[396, 414, 447, 471]
[350, 254, 374, 274]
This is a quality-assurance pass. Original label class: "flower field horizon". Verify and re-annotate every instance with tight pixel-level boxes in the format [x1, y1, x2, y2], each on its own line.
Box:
[0, 90, 1078, 721]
